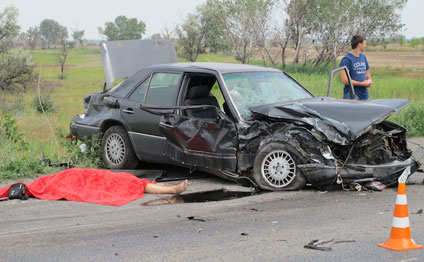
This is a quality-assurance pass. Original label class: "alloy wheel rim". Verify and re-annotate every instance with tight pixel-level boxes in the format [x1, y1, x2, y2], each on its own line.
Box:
[105, 133, 126, 165]
[261, 150, 296, 188]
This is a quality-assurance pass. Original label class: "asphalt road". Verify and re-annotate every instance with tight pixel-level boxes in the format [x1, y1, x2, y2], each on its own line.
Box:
[1, 139, 424, 262]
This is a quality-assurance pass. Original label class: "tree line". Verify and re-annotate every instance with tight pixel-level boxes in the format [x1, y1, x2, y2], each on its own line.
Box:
[0, 0, 410, 92]
[172, 0, 407, 69]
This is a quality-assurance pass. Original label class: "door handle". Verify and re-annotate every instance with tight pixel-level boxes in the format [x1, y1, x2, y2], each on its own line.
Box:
[123, 108, 134, 114]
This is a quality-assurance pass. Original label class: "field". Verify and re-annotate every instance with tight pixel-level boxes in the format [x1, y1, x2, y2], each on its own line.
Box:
[0, 44, 424, 180]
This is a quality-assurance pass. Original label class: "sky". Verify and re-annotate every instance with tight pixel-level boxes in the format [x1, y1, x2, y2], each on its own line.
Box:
[0, 0, 423, 40]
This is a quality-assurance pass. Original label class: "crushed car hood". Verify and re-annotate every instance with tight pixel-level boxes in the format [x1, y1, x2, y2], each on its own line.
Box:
[101, 40, 178, 89]
[249, 97, 410, 144]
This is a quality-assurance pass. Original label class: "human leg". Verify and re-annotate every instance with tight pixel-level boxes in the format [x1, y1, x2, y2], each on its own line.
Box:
[144, 180, 188, 194]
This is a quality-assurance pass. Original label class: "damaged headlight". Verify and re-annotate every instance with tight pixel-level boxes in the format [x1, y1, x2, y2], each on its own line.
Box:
[79, 113, 86, 119]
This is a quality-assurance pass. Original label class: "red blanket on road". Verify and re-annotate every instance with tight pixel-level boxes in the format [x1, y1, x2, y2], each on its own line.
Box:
[0, 168, 153, 206]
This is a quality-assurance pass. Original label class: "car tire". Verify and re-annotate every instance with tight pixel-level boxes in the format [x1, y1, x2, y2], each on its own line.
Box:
[101, 125, 139, 169]
[252, 142, 307, 191]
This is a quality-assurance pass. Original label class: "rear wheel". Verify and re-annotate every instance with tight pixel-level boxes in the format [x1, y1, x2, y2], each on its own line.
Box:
[253, 142, 306, 191]
[101, 125, 139, 169]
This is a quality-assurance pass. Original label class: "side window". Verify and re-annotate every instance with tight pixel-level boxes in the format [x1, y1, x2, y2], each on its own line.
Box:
[128, 78, 149, 102]
[145, 73, 181, 106]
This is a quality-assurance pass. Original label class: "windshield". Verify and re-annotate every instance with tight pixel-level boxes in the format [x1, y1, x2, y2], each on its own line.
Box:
[222, 71, 313, 118]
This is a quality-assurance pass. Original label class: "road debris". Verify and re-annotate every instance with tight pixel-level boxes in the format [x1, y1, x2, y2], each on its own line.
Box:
[187, 216, 206, 222]
[364, 181, 386, 191]
[412, 209, 423, 215]
[304, 239, 334, 251]
[304, 239, 356, 251]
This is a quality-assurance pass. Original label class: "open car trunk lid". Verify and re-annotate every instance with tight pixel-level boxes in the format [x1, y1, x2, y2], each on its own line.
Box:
[249, 97, 410, 144]
[101, 40, 178, 89]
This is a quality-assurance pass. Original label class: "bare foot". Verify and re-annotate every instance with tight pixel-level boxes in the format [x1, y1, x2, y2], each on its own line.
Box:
[172, 179, 188, 194]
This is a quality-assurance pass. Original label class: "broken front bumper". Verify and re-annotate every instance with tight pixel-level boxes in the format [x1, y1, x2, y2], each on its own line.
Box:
[298, 158, 419, 187]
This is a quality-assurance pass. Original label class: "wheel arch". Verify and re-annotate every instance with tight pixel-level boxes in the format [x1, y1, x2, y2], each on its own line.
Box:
[100, 120, 128, 134]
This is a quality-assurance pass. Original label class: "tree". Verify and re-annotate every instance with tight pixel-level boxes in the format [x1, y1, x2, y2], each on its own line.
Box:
[197, 0, 230, 53]
[98, 16, 146, 40]
[176, 14, 205, 62]
[0, 6, 33, 92]
[72, 29, 84, 46]
[150, 33, 162, 40]
[56, 26, 69, 79]
[161, 25, 175, 41]
[0, 6, 20, 52]
[220, 0, 274, 64]
[306, 0, 407, 68]
[250, 0, 275, 66]
[282, 0, 312, 66]
[27, 26, 40, 49]
[0, 49, 34, 91]
[39, 19, 62, 49]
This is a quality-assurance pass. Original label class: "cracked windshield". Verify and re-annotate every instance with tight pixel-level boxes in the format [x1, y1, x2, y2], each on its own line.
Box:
[223, 72, 312, 118]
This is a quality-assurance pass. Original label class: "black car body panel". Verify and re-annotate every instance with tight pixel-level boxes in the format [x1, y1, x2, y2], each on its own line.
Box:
[70, 40, 420, 190]
[249, 98, 410, 144]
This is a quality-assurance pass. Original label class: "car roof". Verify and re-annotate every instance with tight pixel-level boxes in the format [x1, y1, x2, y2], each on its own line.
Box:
[146, 62, 281, 74]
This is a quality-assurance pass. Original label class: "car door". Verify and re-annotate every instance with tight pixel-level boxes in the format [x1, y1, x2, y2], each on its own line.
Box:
[158, 106, 238, 171]
[120, 72, 182, 162]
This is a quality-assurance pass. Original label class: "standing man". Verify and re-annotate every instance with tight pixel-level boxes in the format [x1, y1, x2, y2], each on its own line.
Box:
[340, 35, 373, 100]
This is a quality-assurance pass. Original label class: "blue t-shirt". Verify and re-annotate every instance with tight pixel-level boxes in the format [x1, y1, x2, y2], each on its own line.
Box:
[340, 53, 370, 100]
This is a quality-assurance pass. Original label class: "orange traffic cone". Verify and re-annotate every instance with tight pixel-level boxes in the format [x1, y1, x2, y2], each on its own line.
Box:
[378, 167, 422, 251]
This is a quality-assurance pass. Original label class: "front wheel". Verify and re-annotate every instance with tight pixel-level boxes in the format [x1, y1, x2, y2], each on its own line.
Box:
[252, 142, 306, 191]
[101, 125, 139, 169]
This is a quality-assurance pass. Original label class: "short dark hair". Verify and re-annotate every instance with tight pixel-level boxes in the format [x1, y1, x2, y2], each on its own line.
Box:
[351, 35, 365, 49]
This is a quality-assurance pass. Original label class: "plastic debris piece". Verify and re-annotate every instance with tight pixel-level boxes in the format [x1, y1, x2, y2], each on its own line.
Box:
[364, 181, 386, 191]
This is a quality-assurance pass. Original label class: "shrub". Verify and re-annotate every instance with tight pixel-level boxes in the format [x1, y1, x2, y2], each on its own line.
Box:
[57, 128, 103, 168]
[0, 48, 34, 92]
[0, 153, 48, 181]
[2, 113, 27, 149]
[33, 94, 55, 113]
[0, 114, 48, 181]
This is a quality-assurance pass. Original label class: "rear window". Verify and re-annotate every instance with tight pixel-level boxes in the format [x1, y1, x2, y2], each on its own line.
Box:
[108, 68, 152, 98]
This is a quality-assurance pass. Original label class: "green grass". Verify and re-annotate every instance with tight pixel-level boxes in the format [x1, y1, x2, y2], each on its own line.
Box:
[1, 46, 424, 181]
[32, 47, 101, 66]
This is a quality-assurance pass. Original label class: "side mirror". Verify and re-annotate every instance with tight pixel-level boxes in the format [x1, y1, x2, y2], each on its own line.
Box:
[327, 66, 355, 99]
[103, 96, 120, 108]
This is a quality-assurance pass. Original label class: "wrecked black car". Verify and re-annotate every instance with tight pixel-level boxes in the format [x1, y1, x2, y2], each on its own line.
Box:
[70, 40, 420, 191]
